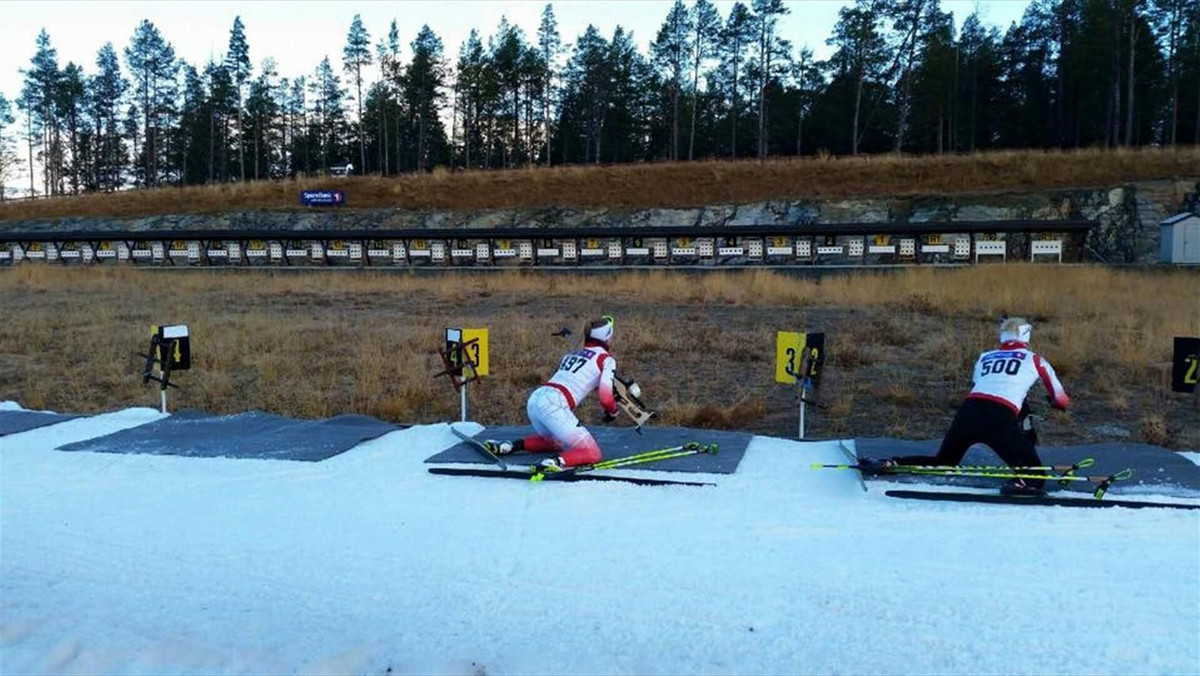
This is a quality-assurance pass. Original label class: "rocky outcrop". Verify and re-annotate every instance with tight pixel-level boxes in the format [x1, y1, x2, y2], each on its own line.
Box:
[1, 179, 1195, 263]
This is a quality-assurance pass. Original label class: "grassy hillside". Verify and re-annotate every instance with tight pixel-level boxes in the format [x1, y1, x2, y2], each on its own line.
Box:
[2, 265, 1196, 448]
[1, 147, 1197, 223]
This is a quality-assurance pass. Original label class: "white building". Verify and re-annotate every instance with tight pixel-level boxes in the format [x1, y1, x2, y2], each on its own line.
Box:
[1160, 212, 1200, 264]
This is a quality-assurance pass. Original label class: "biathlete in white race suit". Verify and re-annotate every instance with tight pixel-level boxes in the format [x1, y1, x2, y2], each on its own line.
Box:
[881, 317, 1071, 496]
[487, 316, 620, 472]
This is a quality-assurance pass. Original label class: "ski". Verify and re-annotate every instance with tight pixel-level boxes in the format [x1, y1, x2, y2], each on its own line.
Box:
[885, 490, 1200, 510]
[812, 459, 1095, 475]
[814, 458, 1133, 498]
[449, 425, 507, 470]
[428, 466, 715, 487]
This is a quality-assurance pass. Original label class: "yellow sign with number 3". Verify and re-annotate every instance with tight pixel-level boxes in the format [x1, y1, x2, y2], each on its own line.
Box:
[776, 332, 802, 383]
[462, 328, 489, 377]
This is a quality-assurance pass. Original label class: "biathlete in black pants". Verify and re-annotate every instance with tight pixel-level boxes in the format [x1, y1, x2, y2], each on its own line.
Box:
[878, 317, 1071, 496]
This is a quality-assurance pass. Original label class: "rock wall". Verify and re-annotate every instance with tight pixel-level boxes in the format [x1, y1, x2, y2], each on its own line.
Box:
[2, 179, 1195, 263]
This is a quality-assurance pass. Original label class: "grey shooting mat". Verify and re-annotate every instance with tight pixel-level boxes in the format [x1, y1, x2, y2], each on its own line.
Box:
[0, 410, 82, 437]
[427, 425, 753, 474]
[56, 409, 402, 461]
[854, 438, 1200, 494]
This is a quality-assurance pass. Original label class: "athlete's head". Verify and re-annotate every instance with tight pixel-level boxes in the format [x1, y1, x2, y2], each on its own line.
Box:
[585, 314, 615, 348]
[999, 316, 1032, 344]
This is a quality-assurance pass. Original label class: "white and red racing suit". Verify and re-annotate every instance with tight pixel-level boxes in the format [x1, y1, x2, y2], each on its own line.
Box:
[966, 340, 1071, 413]
[521, 339, 618, 467]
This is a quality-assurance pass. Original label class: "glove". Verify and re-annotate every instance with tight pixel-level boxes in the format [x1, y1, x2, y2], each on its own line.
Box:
[602, 409, 618, 423]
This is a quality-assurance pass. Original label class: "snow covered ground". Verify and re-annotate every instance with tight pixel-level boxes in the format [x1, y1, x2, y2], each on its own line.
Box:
[2, 405, 1198, 675]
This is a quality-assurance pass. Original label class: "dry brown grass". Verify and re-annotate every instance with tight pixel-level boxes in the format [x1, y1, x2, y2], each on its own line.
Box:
[1, 264, 1197, 446]
[1, 147, 1197, 222]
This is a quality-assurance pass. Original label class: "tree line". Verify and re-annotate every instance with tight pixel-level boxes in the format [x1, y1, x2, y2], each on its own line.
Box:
[1, 0, 1197, 200]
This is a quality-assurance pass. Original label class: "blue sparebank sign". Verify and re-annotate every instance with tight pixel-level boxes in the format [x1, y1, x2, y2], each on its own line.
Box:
[300, 190, 346, 207]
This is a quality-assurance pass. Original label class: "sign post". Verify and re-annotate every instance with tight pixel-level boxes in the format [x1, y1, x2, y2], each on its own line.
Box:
[776, 331, 825, 439]
[140, 324, 191, 413]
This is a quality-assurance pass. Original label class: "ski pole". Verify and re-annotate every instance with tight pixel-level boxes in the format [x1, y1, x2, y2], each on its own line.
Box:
[882, 459, 1097, 482]
[569, 443, 715, 473]
[533, 442, 718, 482]
[873, 468, 1132, 494]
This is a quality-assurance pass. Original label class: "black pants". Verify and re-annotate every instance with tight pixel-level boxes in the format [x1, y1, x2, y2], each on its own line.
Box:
[894, 397, 1045, 488]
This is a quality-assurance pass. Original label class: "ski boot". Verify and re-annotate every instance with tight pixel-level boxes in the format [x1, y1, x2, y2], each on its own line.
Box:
[1000, 478, 1047, 498]
[534, 456, 566, 474]
[856, 458, 898, 476]
[483, 440, 520, 456]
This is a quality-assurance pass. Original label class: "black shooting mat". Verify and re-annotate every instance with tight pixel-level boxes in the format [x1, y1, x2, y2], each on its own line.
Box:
[0, 410, 82, 437]
[853, 438, 1200, 494]
[427, 425, 752, 474]
[56, 409, 402, 461]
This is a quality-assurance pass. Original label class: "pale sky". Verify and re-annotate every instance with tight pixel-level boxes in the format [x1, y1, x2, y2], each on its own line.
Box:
[0, 0, 1032, 104]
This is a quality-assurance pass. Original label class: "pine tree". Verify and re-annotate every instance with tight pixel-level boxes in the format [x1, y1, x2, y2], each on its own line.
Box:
[21, 29, 61, 196]
[343, 14, 372, 174]
[490, 17, 526, 166]
[455, 29, 486, 169]
[909, 3, 957, 152]
[125, 19, 177, 186]
[227, 16, 251, 181]
[559, 25, 610, 163]
[287, 76, 310, 175]
[536, 4, 561, 165]
[57, 62, 86, 193]
[311, 56, 345, 172]
[790, 46, 818, 154]
[205, 59, 236, 182]
[752, 0, 789, 158]
[246, 58, 280, 179]
[956, 14, 1002, 151]
[651, 0, 693, 161]
[404, 26, 448, 171]
[718, 3, 755, 157]
[606, 26, 652, 162]
[885, 0, 931, 152]
[381, 20, 404, 174]
[1150, 0, 1193, 144]
[688, 0, 722, 160]
[90, 43, 127, 191]
[827, 1, 889, 154]
[177, 61, 208, 185]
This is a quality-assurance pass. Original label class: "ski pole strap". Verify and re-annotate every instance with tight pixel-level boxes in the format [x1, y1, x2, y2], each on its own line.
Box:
[1092, 469, 1135, 499]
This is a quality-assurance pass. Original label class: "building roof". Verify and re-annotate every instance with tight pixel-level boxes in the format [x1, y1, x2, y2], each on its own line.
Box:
[1161, 212, 1199, 226]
